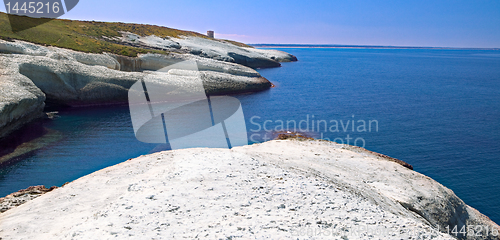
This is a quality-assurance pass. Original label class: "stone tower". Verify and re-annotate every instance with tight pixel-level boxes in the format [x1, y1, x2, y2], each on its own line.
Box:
[207, 30, 214, 38]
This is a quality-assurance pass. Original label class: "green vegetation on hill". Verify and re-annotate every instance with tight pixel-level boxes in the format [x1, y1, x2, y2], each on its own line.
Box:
[0, 12, 251, 57]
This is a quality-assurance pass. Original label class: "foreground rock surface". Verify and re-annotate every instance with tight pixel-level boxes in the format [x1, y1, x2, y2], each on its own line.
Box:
[0, 140, 497, 239]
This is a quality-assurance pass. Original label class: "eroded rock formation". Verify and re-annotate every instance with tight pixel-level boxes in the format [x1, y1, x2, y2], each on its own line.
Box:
[0, 39, 278, 140]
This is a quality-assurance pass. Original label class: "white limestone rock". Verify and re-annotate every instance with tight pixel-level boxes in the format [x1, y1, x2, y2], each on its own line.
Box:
[246, 48, 298, 62]
[109, 32, 182, 50]
[138, 53, 262, 77]
[0, 39, 50, 56]
[138, 35, 182, 50]
[0, 140, 497, 239]
[0, 39, 272, 139]
[168, 36, 298, 66]
[47, 50, 120, 70]
[0, 56, 45, 139]
[0, 40, 120, 69]
[174, 36, 282, 68]
[110, 33, 298, 68]
[4, 53, 270, 106]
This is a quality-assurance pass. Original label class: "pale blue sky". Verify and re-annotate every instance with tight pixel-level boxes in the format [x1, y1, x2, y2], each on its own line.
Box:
[2, 0, 499, 47]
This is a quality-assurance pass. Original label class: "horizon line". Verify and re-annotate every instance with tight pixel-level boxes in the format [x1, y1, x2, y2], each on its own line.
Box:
[249, 43, 500, 50]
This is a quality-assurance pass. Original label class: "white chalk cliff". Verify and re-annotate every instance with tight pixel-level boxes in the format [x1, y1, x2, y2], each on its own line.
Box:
[0, 140, 497, 239]
[110, 32, 297, 68]
[0, 38, 282, 140]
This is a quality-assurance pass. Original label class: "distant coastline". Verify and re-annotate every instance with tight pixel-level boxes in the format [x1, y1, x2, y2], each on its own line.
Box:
[250, 44, 500, 50]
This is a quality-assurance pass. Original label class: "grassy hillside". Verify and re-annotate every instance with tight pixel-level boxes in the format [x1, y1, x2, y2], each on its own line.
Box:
[0, 12, 251, 57]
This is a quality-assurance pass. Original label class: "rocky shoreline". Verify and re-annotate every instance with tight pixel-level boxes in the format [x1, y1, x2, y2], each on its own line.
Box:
[0, 139, 497, 239]
[0, 37, 296, 157]
[3, 21, 498, 240]
[0, 185, 57, 213]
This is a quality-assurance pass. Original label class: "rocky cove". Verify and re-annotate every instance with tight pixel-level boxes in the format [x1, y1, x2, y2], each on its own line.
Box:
[0, 36, 296, 147]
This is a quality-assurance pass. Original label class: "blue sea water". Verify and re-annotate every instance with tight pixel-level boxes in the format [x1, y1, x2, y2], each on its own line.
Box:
[0, 48, 499, 224]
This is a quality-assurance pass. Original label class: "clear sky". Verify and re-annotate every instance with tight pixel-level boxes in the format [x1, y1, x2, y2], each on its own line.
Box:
[2, 0, 499, 48]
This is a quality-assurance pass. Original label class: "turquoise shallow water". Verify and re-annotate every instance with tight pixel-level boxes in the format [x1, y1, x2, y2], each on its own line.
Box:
[0, 48, 499, 224]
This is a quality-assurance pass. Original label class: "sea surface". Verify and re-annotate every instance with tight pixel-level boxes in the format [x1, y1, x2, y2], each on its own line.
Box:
[0, 48, 499, 224]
